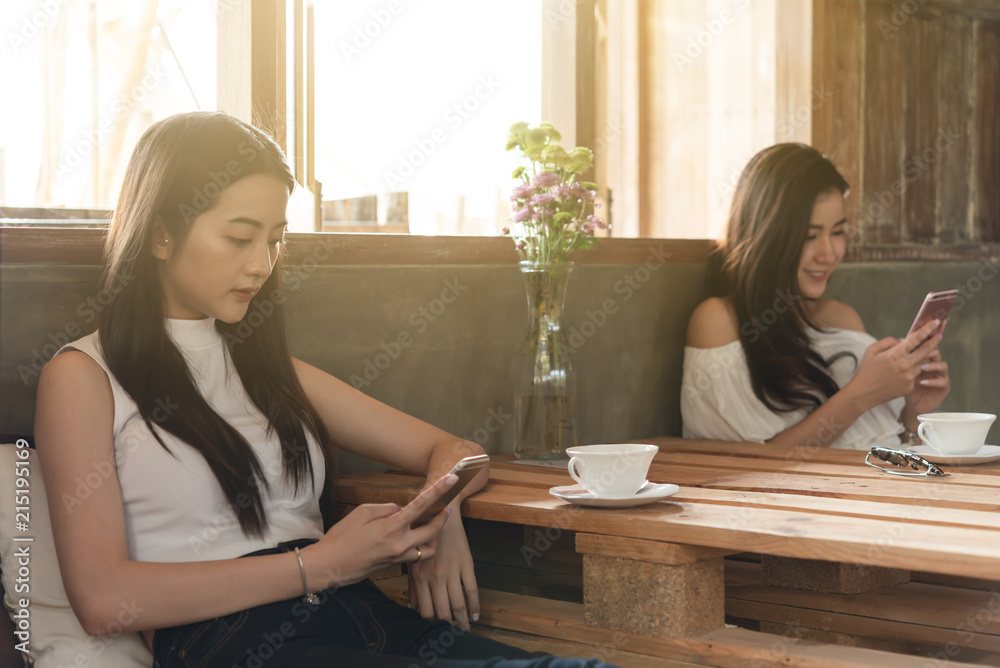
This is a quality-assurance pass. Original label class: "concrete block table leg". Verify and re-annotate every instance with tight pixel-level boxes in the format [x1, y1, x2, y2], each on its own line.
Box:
[575, 533, 736, 638]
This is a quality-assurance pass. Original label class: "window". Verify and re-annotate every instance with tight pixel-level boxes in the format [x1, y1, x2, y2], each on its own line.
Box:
[312, 0, 541, 236]
[0, 0, 215, 216]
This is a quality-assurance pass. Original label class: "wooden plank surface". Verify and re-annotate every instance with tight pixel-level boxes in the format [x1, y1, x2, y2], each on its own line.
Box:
[332, 439, 1000, 578]
[335, 466, 1000, 532]
[334, 478, 1000, 579]
[489, 464, 1000, 515]
[936, 11, 974, 243]
[902, 11, 941, 243]
[375, 576, 953, 668]
[972, 18, 1000, 243]
[472, 627, 694, 668]
[811, 0, 863, 241]
[575, 533, 737, 564]
[862, 1, 905, 244]
[725, 561, 1000, 653]
[643, 436, 1000, 466]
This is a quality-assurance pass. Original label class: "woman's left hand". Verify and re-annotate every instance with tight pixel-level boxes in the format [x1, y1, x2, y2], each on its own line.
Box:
[407, 502, 480, 631]
[904, 347, 950, 415]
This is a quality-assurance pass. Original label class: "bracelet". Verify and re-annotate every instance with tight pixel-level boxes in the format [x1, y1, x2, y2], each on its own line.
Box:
[294, 547, 321, 605]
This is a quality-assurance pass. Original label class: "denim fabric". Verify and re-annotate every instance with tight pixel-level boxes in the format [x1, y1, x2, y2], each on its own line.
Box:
[152, 539, 617, 668]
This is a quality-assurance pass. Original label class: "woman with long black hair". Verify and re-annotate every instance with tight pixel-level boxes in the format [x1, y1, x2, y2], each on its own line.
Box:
[34, 111, 614, 668]
[681, 144, 950, 449]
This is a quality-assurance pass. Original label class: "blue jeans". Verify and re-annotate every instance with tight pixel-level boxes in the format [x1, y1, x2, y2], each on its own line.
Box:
[152, 539, 617, 668]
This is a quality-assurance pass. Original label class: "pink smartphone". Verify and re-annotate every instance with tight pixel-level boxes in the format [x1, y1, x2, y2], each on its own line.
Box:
[907, 289, 958, 341]
[410, 454, 490, 527]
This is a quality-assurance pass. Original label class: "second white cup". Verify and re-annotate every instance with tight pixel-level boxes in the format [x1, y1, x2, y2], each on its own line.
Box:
[566, 444, 658, 499]
[917, 412, 996, 455]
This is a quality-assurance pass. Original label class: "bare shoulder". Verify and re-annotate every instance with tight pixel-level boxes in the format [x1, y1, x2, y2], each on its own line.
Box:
[686, 296, 740, 348]
[39, 349, 111, 394]
[36, 350, 115, 440]
[810, 299, 866, 332]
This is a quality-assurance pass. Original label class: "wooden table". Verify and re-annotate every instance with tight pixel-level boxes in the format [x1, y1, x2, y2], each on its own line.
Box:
[332, 437, 1000, 667]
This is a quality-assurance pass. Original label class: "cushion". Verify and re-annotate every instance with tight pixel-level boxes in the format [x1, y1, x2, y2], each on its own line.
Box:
[0, 442, 153, 667]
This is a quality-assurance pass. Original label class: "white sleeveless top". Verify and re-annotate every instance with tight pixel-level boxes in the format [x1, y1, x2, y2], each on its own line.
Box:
[681, 327, 904, 450]
[57, 317, 325, 563]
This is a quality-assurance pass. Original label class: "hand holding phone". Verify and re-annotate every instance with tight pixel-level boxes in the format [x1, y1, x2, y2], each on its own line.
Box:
[907, 289, 958, 345]
[410, 454, 489, 528]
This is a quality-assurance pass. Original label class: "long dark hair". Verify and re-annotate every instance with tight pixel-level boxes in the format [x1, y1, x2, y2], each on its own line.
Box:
[717, 143, 850, 412]
[99, 112, 336, 538]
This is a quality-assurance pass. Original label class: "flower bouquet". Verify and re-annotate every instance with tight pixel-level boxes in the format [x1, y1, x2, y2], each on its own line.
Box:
[503, 122, 607, 460]
[503, 121, 608, 263]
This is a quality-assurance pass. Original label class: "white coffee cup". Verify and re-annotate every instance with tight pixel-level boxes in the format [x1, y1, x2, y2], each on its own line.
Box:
[566, 444, 658, 499]
[916, 412, 996, 455]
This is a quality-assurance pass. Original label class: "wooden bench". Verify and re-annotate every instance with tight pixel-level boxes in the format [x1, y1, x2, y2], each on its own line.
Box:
[455, 518, 1000, 665]
[725, 557, 1000, 662]
[375, 575, 996, 667]
[334, 441, 1000, 667]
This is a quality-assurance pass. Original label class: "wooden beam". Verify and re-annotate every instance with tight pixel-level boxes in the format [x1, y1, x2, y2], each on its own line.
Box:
[775, 0, 812, 143]
[869, 0, 1000, 21]
[604, 0, 641, 238]
[576, 533, 737, 565]
[306, 1, 316, 189]
[291, 0, 304, 183]
[217, 0, 286, 148]
[217, 0, 253, 125]
[0, 227, 716, 266]
[542, 0, 579, 143]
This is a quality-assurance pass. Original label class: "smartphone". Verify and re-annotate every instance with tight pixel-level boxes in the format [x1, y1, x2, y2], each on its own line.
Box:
[907, 289, 958, 342]
[410, 454, 490, 527]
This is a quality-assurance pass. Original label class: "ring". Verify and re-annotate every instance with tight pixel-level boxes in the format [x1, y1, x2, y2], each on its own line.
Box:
[415, 546, 423, 562]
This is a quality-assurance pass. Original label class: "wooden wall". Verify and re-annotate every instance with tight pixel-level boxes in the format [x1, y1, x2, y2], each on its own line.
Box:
[618, 0, 999, 249]
[812, 0, 1000, 249]
[638, 0, 780, 240]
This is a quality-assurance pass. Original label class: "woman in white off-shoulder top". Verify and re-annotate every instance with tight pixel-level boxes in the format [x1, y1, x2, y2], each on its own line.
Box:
[681, 144, 950, 450]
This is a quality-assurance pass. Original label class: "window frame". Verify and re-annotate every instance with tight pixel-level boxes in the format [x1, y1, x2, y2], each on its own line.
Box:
[5, 0, 998, 264]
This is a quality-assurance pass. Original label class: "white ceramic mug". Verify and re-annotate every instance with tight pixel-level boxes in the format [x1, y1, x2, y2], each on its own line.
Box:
[916, 412, 996, 455]
[566, 444, 658, 498]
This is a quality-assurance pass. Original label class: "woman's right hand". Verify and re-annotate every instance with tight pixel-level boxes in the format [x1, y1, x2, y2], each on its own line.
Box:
[845, 319, 942, 411]
[302, 473, 457, 590]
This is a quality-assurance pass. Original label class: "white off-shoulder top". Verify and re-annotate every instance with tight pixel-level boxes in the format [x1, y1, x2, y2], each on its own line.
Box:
[680, 327, 905, 450]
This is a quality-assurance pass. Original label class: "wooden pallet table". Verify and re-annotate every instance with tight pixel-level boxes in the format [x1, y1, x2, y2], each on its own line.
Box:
[332, 437, 1000, 666]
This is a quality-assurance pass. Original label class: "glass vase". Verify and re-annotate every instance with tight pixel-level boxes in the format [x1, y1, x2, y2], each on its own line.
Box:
[513, 261, 577, 460]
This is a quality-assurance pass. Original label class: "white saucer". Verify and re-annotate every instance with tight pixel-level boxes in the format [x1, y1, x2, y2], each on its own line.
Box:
[908, 445, 1000, 466]
[548, 482, 680, 508]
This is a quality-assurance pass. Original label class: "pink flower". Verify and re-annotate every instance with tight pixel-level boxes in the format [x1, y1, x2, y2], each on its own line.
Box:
[530, 193, 555, 206]
[511, 183, 534, 200]
[585, 215, 601, 232]
[530, 171, 561, 188]
[512, 207, 532, 222]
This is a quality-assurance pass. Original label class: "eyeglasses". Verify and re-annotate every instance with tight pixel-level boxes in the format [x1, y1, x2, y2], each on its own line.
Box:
[865, 446, 948, 477]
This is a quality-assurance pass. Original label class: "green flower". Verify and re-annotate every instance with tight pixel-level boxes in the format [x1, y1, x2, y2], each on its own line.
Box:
[537, 122, 562, 143]
[506, 122, 529, 151]
[512, 166, 526, 180]
[540, 145, 569, 170]
[565, 147, 593, 174]
[524, 127, 549, 152]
